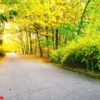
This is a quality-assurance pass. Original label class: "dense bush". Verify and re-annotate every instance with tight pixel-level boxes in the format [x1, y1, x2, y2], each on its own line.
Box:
[50, 48, 64, 63]
[62, 34, 100, 71]
[50, 34, 100, 71]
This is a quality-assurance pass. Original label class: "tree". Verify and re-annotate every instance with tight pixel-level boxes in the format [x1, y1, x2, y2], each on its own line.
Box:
[77, 0, 91, 35]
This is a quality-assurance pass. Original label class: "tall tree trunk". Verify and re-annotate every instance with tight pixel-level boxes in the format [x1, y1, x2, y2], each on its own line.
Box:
[36, 28, 43, 57]
[28, 33, 33, 54]
[51, 27, 54, 49]
[45, 26, 49, 48]
[25, 33, 29, 54]
[45, 26, 49, 57]
[77, 0, 91, 35]
[19, 32, 25, 54]
[55, 29, 58, 49]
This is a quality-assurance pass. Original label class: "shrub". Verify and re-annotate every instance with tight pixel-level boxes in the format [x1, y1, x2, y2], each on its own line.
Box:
[62, 34, 100, 71]
[50, 48, 64, 63]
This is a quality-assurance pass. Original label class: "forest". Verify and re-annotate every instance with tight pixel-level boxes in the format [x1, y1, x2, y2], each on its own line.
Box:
[0, 0, 100, 72]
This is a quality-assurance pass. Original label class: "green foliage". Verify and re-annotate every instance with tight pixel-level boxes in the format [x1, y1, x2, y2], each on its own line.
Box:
[0, 13, 7, 23]
[9, 10, 18, 19]
[0, 10, 17, 23]
[50, 48, 64, 63]
[62, 34, 100, 71]
[40, 38, 53, 46]
[58, 23, 76, 41]
[2, 0, 20, 4]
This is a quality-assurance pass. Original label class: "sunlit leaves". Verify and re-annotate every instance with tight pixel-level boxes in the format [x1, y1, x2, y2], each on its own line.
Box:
[0, 0, 99, 56]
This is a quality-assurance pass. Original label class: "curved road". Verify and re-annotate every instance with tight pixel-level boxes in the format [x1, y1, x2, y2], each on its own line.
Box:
[0, 53, 100, 100]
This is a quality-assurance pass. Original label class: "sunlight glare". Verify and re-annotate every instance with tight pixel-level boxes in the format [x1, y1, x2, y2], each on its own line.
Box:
[6, 53, 17, 57]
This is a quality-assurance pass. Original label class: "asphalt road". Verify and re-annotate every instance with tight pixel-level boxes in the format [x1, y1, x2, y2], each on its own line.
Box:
[0, 53, 100, 100]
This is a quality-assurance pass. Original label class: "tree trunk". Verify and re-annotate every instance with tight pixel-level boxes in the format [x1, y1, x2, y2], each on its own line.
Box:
[51, 27, 54, 49]
[25, 33, 29, 54]
[36, 28, 43, 57]
[55, 29, 58, 49]
[28, 33, 33, 54]
[45, 26, 49, 57]
[20, 33, 25, 54]
[45, 26, 49, 48]
[77, 0, 91, 35]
